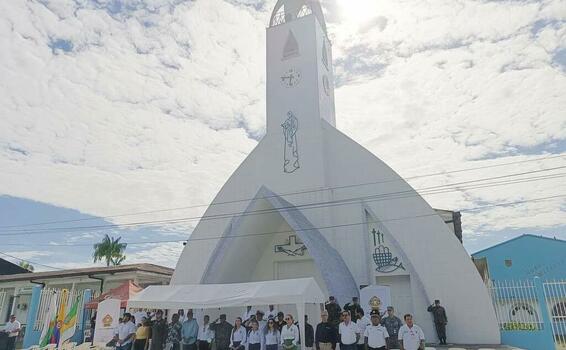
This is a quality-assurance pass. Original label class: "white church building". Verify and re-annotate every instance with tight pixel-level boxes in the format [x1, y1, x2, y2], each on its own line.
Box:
[172, 0, 500, 344]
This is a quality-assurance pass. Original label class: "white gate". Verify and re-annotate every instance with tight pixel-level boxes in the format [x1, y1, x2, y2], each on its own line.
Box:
[543, 280, 566, 350]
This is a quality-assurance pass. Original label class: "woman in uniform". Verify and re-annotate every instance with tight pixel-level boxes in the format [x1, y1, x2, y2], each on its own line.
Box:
[280, 315, 299, 350]
[230, 317, 247, 350]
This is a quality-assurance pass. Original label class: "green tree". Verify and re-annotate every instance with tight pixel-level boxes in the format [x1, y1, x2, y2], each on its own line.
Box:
[93, 234, 127, 266]
[19, 261, 34, 272]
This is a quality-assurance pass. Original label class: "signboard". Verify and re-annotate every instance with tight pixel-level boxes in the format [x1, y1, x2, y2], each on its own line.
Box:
[93, 299, 121, 344]
[360, 285, 391, 315]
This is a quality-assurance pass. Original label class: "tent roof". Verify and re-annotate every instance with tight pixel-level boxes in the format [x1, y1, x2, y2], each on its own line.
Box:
[86, 280, 143, 309]
[128, 278, 325, 309]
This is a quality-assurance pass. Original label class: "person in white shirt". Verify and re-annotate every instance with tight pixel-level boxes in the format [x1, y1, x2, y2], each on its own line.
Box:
[114, 313, 137, 350]
[1, 315, 21, 350]
[265, 305, 278, 320]
[230, 317, 247, 350]
[363, 311, 388, 350]
[355, 310, 371, 350]
[246, 320, 264, 350]
[198, 315, 215, 350]
[264, 319, 280, 350]
[398, 314, 424, 350]
[280, 314, 299, 350]
[243, 306, 255, 323]
[338, 311, 359, 350]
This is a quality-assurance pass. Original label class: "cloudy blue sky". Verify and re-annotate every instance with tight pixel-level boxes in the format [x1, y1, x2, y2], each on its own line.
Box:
[0, 0, 565, 270]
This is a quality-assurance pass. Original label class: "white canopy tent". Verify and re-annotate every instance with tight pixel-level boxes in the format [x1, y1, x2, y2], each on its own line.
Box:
[128, 278, 326, 350]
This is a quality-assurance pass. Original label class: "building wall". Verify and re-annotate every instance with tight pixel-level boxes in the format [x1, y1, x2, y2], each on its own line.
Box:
[472, 235, 566, 280]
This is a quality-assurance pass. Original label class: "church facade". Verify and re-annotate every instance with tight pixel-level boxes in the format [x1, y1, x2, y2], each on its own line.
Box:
[172, 0, 500, 344]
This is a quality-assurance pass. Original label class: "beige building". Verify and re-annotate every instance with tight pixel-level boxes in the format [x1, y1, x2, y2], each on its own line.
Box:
[0, 264, 172, 326]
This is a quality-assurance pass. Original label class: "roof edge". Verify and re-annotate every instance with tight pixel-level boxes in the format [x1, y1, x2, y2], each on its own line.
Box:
[472, 234, 566, 256]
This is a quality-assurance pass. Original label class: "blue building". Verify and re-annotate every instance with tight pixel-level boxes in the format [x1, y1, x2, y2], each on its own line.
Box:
[472, 234, 566, 350]
[472, 234, 566, 281]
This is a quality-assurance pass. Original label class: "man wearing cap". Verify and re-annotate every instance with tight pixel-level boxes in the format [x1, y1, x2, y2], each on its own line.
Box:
[398, 314, 424, 350]
[427, 300, 447, 345]
[344, 298, 364, 322]
[325, 297, 341, 327]
[363, 310, 388, 350]
[380, 307, 402, 349]
[315, 311, 337, 350]
[276, 312, 286, 332]
[1, 315, 21, 350]
[210, 314, 233, 350]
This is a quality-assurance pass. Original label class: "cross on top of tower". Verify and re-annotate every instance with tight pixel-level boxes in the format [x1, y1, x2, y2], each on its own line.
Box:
[269, 0, 326, 33]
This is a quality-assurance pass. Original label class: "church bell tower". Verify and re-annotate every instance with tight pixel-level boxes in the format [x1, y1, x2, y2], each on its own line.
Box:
[266, 0, 336, 142]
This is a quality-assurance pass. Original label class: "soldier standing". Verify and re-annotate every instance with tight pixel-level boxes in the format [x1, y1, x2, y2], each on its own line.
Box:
[343, 297, 364, 322]
[210, 314, 233, 350]
[325, 296, 342, 327]
[381, 307, 402, 349]
[427, 300, 447, 345]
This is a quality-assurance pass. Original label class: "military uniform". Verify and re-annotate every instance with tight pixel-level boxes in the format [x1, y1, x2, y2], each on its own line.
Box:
[151, 318, 168, 350]
[325, 303, 342, 327]
[210, 320, 233, 350]
[380, 315, 402, 349]
[427, 304, 447, 344]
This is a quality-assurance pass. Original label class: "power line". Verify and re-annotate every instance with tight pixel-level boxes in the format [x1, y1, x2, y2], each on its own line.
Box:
[0, 166, 564, 235]
[1, 171, 564, 235]
[1, 194, 564, 247]
[1, 153, 563, 229]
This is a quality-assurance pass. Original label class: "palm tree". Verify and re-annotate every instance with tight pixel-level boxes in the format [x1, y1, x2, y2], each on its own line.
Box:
[19, 261, 34, 272]
[93, 234, 127, 266]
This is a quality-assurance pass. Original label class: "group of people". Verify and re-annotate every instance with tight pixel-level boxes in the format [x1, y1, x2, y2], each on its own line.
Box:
[323, 297, 423, 350]
[324, 296, 448, 349]
[112, 306, 307, 350]
[111, 298, 447, 350]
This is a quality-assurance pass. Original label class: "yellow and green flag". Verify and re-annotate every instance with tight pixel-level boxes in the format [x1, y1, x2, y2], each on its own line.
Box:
[59, 294, 81, 346]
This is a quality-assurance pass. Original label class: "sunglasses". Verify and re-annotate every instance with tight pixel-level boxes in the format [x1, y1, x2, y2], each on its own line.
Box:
[284, 318, 291, 320]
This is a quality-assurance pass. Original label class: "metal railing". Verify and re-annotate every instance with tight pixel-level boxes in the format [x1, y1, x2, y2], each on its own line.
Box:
[487, 279, 544, 331]
[543, 280, 566, 348]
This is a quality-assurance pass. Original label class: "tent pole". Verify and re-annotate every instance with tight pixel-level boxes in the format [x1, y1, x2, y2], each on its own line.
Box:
[297, 303, 306, 350]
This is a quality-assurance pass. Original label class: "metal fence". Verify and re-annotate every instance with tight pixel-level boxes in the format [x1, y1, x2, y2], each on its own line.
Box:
[488, 279, 544, 331]
[33, 288, 93, 331]
[543, 280, 566, 349]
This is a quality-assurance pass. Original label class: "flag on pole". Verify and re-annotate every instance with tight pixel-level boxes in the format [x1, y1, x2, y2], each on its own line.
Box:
[50, 289, 68, 346]
[39, 294, 58, 347]
[59, 294, 81, 346]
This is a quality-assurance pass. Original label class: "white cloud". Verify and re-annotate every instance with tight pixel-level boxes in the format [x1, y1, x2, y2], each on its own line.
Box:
[0, 0, 564, 264]
[126, 242, 184, 267]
